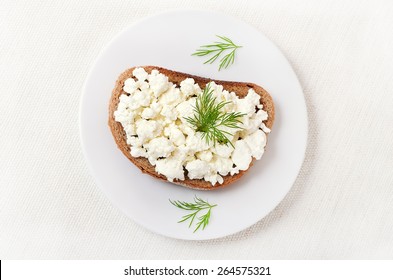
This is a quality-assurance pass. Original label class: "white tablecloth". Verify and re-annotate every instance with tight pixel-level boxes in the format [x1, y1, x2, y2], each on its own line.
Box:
[1, 0, 393, 259]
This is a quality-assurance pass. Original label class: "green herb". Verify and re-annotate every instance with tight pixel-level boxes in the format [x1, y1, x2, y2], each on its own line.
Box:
[192, 35, 242, 70]
[170, 196, 217, 233]
[184, 83, 245, 147]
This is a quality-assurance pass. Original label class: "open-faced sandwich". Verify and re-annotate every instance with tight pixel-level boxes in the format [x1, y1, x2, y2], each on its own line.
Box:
[109, 66, 274, 190]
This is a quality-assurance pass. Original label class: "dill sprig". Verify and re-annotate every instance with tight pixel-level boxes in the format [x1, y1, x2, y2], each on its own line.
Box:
[170, 196, 217, 233]
[192, 35, 242, 70]
[185, 83, 245, 147]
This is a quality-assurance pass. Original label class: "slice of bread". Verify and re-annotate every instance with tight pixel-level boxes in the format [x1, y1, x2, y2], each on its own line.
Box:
[109, 66, 275, 190]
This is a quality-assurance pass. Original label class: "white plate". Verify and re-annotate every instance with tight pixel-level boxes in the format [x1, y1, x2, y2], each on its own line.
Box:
[80, 10, 307, 240]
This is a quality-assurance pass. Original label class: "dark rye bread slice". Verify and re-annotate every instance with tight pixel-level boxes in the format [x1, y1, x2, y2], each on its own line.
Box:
[109, 66, 275, 190]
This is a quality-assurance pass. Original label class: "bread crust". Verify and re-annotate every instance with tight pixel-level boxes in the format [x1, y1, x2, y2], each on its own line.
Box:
[108, 66, 275, 190]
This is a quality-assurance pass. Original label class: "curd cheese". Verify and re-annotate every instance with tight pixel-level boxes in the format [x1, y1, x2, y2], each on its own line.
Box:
[114, 68, 270, 186]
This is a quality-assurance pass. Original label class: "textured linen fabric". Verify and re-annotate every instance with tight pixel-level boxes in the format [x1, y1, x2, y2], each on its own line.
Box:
[1, 0, 393, 259]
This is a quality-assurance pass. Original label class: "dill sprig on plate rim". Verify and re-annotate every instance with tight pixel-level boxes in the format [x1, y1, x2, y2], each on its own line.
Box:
[170, 196, 217, 233]
[185, 82, 245, 148]
[192, 35, 242, 71]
